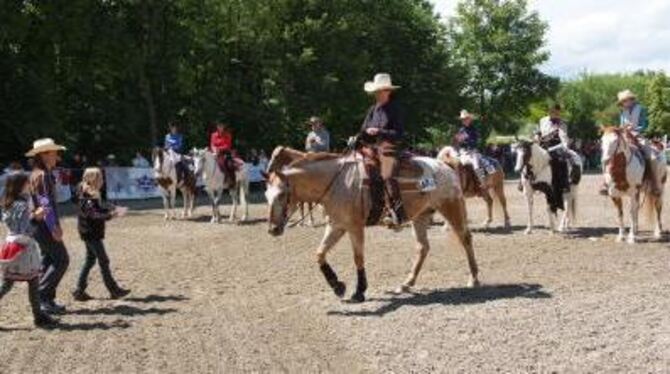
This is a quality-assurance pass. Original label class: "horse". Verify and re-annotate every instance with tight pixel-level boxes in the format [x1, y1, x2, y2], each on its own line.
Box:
[264, 146, 479, 303]
[437, 146, 511, 229]
[192, 148, 249, 223]
[600, 126, 666, 243]
[514, 141, 582, 234]
[152, 148, 196, 220]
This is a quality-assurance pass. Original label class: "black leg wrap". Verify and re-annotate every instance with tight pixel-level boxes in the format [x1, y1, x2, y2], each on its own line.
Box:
[351, 268, 367, 303]
[320, 263, 346, 297]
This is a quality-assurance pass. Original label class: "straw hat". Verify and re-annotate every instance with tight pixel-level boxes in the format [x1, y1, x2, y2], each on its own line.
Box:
[459, 110, 474, 120]
[617, 89, 636, 104]
[25, 138, 67, 157]
[364, 73, 400, 93]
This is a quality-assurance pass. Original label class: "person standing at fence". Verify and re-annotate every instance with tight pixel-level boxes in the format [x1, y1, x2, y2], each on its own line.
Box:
[132, 151, 151, 168]
[72, 168, 130, 301]
[305, 116, 331, 153]
[26, 138, 69, 315]
[0, 173, 58, 328]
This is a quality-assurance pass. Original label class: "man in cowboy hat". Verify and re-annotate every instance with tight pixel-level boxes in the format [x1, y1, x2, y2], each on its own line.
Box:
[454, 110, 491, 187]
[359, 73, 406, 228]
[26, 138, 70, 314]
[618, 89, 648, 135]
[305, 116, 330, 153]
[599, 89, 660, 195]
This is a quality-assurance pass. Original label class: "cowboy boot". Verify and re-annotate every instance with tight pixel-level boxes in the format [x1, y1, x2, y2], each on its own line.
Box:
[382, 179, 407, 230]
[475, 168, 487, 191]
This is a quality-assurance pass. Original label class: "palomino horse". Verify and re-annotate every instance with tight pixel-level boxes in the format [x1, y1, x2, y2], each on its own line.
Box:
[192, 148, 249, 223]
[514, 141, 582, 234]
[152, 148, 196, 220]
[437, 146, 511, 229]
[264, 146, 479, 303]
[600, 126, 666, 243]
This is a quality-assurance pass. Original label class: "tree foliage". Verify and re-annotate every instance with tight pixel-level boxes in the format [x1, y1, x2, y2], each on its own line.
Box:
[0, 0, 467, 163]
[448, 0, 557, 138]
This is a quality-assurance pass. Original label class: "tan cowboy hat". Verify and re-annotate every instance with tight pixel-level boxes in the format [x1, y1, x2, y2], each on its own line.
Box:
[25, 138, 67, 157]
[364, 73, 400, 93]
[459, 110, 474, 120]
[617, 89, 636, 104]
[307, 116, 322, 125]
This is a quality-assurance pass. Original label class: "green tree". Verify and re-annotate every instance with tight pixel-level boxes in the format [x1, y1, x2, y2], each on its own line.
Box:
[448, 0, 557, 138]
[646, 72, 670, 136]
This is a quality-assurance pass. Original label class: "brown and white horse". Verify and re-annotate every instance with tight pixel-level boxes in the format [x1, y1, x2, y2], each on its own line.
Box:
[152, 148, 196, 220]
[264, 147, 479, 303]
[600, 126, 666, 243]
[437, 146, 511, 229]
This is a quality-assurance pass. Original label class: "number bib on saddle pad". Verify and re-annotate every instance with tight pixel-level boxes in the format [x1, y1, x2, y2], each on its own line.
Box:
[362, 155, 437, 226]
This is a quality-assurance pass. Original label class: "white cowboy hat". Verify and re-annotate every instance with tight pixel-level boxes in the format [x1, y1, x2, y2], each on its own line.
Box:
[617, 89, 636, 104]
[364, 73, 400, 93]
[459, 110, 474, 120]
[25, 138, 67, 157]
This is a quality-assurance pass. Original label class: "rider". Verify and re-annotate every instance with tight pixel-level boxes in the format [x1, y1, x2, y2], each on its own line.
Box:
[535, 104, 576, 193]
[164, 122, 187, 186]
[599, 89, 659, 195]
[454, 110, 489, 187]
[359, 73, 406, 229]
[210, 122, 236, 185]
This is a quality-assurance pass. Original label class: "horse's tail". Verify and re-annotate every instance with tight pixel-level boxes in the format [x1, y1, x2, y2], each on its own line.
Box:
[641, 191, 658, 228]
[568, 186, 577, 223]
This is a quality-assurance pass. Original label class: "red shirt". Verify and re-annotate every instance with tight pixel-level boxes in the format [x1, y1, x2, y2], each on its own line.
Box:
[210, 130, 232, 152]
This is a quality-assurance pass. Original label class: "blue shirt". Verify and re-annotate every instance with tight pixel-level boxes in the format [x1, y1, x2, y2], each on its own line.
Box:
[164, 133, 184, 153]
[456, 125, 480, 150]
[620, 103, 648, 133]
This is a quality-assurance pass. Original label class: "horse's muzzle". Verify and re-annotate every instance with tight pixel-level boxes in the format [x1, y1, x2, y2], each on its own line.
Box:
[268, 225, 284, 237]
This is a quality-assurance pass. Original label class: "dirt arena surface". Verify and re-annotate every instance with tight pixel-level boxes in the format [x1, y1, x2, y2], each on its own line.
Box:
[0, 174, 668, 373]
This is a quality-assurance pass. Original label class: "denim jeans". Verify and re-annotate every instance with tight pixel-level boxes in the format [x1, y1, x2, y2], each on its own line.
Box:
[0, 278, 42, 318]
[76, 240, 119, 293]
[34, 233, 70, 303]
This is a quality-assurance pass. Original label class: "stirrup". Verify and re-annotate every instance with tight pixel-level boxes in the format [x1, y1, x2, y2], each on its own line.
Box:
[382, 210, 402, 231]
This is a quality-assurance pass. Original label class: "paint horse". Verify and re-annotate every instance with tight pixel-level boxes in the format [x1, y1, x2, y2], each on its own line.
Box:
[437, 146, 511, 229]
[264, 146, 479, 303]
[600, 126, 666, 243]
[152, 148, 196, 220]
[514, 141, 582, 234]
[192, 148, 249, 223]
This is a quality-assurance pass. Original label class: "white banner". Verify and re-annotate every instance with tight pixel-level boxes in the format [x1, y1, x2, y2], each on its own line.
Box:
[104, 167, 161, 200]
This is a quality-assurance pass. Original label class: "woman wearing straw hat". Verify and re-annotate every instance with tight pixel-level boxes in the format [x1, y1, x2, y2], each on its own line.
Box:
[26, 138, 70, 315]
[359, 73, 406, 228]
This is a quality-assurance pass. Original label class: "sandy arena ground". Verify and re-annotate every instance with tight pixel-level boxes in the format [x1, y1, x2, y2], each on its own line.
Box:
[0, 174, 668, 373]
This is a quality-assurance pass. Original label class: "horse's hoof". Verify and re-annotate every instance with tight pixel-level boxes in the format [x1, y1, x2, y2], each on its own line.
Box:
[468, 278, 481, 288]
[524, 229, 532, 235]
[504, 221, 512, 230]
[395, 284, 412, 294]
[627, 237, 636, 245]
[349, 292, 365, 303]
[333, 281, 346, 298]
[616, 236, 625, 243]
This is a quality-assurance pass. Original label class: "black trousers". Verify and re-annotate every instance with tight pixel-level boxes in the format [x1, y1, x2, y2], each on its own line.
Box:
[76, 240, 119, 293]
[0, 278, 42, 318]
[34, 233, 70, 303]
